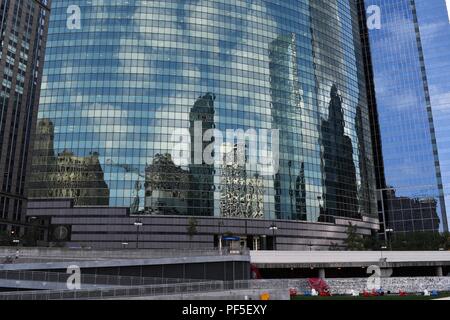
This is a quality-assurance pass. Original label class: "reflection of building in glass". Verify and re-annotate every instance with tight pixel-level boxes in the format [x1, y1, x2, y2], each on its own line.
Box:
[269, 34, 304, 221]
[355, 105, 376, 217]
[219, 144, 264, 219]
[320, 85, 359, 220]
[145, 153, 189, 215]
[382, 189, 440, 232]
[29, 120, 109, 206]
[364, 0, 448, 233]
[295, 163, 307, 221]
[29, 0, 379, 247]
[188, 93, 215, 216]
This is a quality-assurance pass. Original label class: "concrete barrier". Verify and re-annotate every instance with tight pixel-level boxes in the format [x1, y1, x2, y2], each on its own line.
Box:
[250, 277, 450, 295]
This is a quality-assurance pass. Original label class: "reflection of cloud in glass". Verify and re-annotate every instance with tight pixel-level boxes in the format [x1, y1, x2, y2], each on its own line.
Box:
[415, 0, 450, 228]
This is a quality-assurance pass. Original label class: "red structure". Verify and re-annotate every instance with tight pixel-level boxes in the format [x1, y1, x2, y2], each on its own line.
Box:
[308, 278, 331, 296]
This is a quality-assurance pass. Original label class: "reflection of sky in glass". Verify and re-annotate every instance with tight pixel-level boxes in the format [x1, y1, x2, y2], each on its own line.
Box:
[367, 0, 447, 232]
[416, 0, 450, 228]
[31, 0, 376, 220]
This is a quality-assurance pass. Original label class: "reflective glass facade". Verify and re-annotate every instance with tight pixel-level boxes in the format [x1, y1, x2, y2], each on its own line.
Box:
[29, 0, 377, 222]
[415, 0, 450, 231]
[365, 0, 448, 232]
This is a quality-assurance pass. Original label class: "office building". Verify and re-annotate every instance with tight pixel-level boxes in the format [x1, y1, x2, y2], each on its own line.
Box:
[364, 0, 449, 234]
[27, 0, 379, 249]
[0, 0, 50, 238]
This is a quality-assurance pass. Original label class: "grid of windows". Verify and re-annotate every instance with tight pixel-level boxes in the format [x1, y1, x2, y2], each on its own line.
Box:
[415, 0, 450, 232]
[30, 0, 377, 221]
[366, 0, 448, 232]
[0, 0, 50, 231]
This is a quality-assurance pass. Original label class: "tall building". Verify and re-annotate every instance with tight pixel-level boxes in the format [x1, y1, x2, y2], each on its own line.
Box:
[27, 0, 379, 250]
[0, 0, 50, 236]
[414, 0, 450, 232]
[363, 0, 449, 233]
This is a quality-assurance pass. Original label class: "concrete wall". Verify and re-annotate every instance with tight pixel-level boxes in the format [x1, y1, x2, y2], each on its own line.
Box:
[132, 289, 290, 301]
[249, 277, 450, 295]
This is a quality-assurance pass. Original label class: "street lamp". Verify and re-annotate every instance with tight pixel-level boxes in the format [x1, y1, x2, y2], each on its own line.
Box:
[385, 228, 394, 250]
[269, 224, 279, 250]
[10, 231, 19, 246]
[133, 220, 143, 249]
[380, 245, 388, 262]
[218, 220, 224, 253]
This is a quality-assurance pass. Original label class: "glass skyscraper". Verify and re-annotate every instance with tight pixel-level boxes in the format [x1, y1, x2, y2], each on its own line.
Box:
[365, 0, 449, 233]
[415, 0, 450, 232]
[29, 0, 377, 228]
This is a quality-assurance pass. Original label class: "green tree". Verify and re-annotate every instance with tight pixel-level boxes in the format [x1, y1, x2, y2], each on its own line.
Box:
[344, 222, 365, 250]
[390, 232, 442, 251]
[362, 232, 382, 250]
[22, 225, 40, 247]
[329, 242, 341, 251]
[440, 232, 450, 250]
[0, 230, 13, 246]
[186, 217, 198, 240]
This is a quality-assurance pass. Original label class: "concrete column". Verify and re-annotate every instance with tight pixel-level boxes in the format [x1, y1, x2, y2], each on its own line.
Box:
[318, 268, 326, 279]
[436, 266, 443, 277]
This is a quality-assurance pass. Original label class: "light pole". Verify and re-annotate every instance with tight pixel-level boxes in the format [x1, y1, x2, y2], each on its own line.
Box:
[218, 220, 224, 253]
[317, 196, 322, 213]
[385, 228, 394, 251]
[377, 188, 397, 245]
[10, 230, 19, 247]
[269, 224, 279, 250]
[380, 245, 387, 262]
[134, 220, 143, 249]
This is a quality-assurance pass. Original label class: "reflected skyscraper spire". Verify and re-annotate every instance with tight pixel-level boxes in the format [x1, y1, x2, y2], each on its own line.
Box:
[320, 85, 359, 220]
[188, 93, 216, 216]
[269, 34, 303, 220]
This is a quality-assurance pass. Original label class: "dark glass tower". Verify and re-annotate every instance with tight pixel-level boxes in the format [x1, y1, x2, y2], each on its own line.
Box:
[364, 0, 448, 233]
[29, 1, 377, 228]
[0, 0, 50, 236]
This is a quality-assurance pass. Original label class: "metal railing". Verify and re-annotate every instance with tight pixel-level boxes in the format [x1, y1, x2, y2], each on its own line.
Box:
[0, 277, 265, 300]
[0, 247, 249, 261]
[0, 270, 203, 287]
[0, 281, 251, 300]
